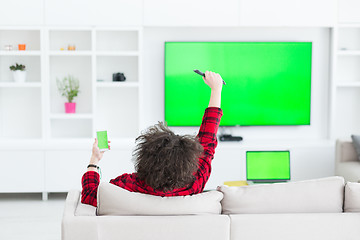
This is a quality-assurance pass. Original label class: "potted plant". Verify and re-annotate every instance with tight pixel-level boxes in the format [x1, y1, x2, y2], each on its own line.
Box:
[56, 75, 80, 114]
[9, 63, 26, 82]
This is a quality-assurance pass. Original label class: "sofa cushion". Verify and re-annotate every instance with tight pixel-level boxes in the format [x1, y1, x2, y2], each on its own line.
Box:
[351, 135, 360, 161]
[97, 215, 230, 240]
[217, 176, 345, 214]
[229, 213, 360, 240]
[97, 182, 223, 216]
[344, 182, 360, 212]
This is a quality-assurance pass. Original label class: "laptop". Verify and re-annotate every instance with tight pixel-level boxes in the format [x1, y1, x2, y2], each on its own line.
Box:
[246, 151, 291, 183]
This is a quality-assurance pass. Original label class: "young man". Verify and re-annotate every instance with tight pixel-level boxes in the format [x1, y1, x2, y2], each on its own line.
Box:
[81, 71, 223, 207]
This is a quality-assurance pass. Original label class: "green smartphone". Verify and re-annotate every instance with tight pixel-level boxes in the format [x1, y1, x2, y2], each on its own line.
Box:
[97, 130, 109, 152]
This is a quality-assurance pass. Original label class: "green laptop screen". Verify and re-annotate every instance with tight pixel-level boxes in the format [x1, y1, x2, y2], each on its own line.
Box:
[164, 42, 312, 126]
[246, 151, 290, 181]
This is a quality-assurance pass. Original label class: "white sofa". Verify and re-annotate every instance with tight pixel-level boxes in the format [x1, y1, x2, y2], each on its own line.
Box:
[335, 140, 360, 182]
[62, 176, 360, 240]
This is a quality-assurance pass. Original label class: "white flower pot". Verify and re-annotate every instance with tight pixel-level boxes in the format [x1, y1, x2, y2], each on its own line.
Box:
[13, 70, 26, 82]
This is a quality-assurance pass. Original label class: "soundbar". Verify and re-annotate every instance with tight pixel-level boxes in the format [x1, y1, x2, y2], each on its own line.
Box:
[219, 134, 243, 142]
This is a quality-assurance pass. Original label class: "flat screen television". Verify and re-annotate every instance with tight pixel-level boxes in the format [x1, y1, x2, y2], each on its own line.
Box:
[164, 42, 312, 126]
[246, 151, 291, 183]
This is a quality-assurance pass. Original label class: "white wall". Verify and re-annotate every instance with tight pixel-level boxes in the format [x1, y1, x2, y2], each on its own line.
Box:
[0, 0, 337, 27]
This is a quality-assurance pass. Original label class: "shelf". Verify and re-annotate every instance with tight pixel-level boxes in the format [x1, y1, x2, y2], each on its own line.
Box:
[96, 30, 138, 52]
[50, 118, 92, 139]
[337, 50, 360, 56]
[338, 24, 360, 28]
[0, 51, 41, 56]
[96, 55, 138, 82]
[0, 87, 42, 139]
[0, 55, 41, 83]
[49, 51, 92, 56]
[96, 51, 139, 56]
[334, 88, 360, 139]
[0, 139, 45, 150]
[49, 55, 92, 114]
[49, 30, 92, 52]
[336, 82, 360, 87]
[96, 82, 139, 88]
[0, 82, 41, 88]
[0, 30, 41, 51]
[49, 113, 93, 119]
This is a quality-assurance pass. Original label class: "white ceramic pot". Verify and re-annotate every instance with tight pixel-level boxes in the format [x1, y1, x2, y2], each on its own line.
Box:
[13, 70, 26, 82]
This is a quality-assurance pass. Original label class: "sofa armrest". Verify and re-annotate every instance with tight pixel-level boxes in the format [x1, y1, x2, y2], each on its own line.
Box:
[63, 190, 81, 218]
[62, 190, 98, 240]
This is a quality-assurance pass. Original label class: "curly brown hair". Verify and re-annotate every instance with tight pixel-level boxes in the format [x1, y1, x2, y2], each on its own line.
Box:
[133, 122, 204, 192]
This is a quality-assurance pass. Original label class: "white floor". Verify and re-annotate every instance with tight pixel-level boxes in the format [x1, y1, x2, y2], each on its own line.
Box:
[0, 193, 66, 240]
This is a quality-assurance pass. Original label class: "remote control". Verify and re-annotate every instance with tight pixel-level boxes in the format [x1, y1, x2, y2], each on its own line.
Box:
[193, 70, 226, 85]
[194, 69, 205, 77]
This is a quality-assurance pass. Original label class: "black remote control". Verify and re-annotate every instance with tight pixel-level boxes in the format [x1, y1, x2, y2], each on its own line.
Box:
[194, 69, 205, 77]
[193, 69, 226, 85]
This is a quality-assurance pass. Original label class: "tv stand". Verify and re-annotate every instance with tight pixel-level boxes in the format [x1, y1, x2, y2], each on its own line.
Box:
[219, 134, 243, 142]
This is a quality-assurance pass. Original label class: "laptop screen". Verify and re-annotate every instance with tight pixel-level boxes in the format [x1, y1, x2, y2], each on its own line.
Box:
[246, 151, 291, 182]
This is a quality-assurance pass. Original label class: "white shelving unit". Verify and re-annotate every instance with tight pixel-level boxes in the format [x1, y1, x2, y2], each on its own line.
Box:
[330, 23, 360, 139]
[0, 26, 142, 196]
[0, 28, 43, 141]
[43, 27, 142, 140]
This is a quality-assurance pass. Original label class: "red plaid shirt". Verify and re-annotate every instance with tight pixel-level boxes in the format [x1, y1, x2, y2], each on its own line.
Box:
[81, 107, 223, 207]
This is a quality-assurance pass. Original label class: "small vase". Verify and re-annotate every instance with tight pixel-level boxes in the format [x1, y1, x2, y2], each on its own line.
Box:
[65, 102, 76, 113]
[18, 44, 26, 51]
[13, 70, 26, 82]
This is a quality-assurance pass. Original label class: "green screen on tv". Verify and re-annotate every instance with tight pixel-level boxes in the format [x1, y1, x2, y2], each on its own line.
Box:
[164, 42, 312, 126]
[246, 151, 290, 181]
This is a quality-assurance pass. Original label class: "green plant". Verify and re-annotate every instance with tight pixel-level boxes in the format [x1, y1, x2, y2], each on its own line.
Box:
[56, 75, 80, 103]
[9, 63, 26, 71]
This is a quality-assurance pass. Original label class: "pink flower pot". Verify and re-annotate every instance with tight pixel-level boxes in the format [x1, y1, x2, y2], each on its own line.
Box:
[65, 102, 76, 113]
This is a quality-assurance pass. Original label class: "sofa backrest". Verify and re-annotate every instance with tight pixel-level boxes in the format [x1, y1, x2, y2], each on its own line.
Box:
[97, 182, 224, 216]
[218, 176, 345, 214]
[336, 140, 357, 163]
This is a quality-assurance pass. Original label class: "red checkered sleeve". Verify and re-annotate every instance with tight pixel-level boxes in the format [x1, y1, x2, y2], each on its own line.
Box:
[81, 171, 100, 207]
[192, 107, 223, 193]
